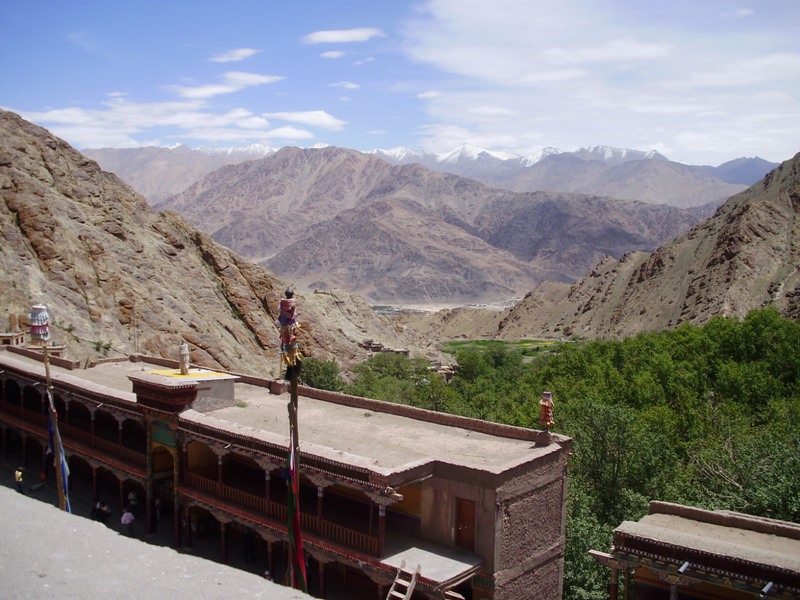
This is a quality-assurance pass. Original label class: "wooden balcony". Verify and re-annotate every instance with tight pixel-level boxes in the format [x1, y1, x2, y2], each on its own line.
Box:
[183, 471, 378, 555]
[0, 403, 146, 471]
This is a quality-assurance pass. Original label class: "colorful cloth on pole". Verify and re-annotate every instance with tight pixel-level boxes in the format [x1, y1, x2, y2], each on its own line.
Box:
[47, 402, 71, 513]
[286, 430, 307, 592]
[29, 304, 51, 345]
[276, 293, 302, 367]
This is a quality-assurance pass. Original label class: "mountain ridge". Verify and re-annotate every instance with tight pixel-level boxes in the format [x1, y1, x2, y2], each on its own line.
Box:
[157, 146, 702, 303]
[85, 142, 776, 209]
[0, 109, 447, 373]
[400, 151, 800, 341]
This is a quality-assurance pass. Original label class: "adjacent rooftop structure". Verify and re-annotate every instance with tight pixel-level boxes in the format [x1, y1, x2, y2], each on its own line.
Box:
[590, 501, 800, 600]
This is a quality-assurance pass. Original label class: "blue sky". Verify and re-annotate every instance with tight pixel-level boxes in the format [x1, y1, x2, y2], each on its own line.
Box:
[1, 0, 799, 166]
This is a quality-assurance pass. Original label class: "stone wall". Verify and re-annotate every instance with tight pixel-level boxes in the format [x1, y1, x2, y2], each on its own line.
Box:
[493, 448, 569, 600]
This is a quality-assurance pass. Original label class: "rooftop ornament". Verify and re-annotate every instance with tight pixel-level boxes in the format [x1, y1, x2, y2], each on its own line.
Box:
[539, 391, 555, 431]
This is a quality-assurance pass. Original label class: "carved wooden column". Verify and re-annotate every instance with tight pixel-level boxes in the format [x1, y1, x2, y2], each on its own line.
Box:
[609, 568, 619, 600]
[366, 489, 402, 557]
[90, 410, 96, 448]
[183, 505, 192, 548]
[220, 520, 229, 563]
[91, 466, 98, 502]
[145, 419, 154, 535]
[173, 440, 182, 548]
[181, 440, 188, 484]
[305, 473, 333, 536]
[217, 454, 224, 496]
[588, 550, 635, 600]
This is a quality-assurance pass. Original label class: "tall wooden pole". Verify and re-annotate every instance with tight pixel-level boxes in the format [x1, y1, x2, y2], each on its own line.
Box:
[43, 343, 69, 512]
[278, 288, 306, 592]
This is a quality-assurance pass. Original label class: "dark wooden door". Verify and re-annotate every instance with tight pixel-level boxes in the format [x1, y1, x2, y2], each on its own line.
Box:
[456, 497, 476, 551]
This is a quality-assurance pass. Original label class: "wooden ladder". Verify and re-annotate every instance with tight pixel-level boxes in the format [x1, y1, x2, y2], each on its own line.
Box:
[386, 560, 421, 600]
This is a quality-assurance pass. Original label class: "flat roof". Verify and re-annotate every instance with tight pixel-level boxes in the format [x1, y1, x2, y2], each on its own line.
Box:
[615, 508, 800, 575]
[1, 351, 566, 479]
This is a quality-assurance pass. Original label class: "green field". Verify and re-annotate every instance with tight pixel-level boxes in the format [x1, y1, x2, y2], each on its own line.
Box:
[442, 339, 562, 356]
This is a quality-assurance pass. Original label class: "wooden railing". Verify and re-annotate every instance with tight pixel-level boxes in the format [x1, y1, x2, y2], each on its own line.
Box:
[184, 472, 378, 555]
[320, 518, 378, 555]
[221, 484, 267, 514]
[91, 435, 146, 467]
[1, 404, 146, 468]
[186, 472, 218, 496]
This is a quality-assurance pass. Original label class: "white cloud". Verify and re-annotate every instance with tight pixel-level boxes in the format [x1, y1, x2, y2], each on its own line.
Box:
[321, 51, 345, 59]
[541, 38, 672, 66]
[18, 95, 323, 148]
[168, 72, 284, 99]
[209, 48, 261, 63]
[722, 8, 754, 18]
[680, 53, 800, 89]
[262, 110, 346, 130]
[302, 28, 386, 44]
[399, 0, 800, 163]
[330, 82, 360, 90]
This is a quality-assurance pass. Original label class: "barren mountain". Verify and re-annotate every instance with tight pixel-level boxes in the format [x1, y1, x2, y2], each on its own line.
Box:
[496, 153, 746, 208]
[82, 145, 273, 205]
[403, 152, 800, 341]
[0, 110, 446, 374]
[265, 198, 548, 303]
[159, 146, 703, 303]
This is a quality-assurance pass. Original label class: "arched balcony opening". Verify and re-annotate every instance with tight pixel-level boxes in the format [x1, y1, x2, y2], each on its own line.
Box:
[65, 454, 94, 514]
[121, 418, 146, 455]
[21, 386, 43, 415]
[322, 484, 375, 536]
[185, 439, 217, 480]
[1, 378, 22, 411]
[66, 401, 92, 434]
[3, 427, 26, 467]
[223, 453, 263, 495]
[54, 395, 68, 423]
[93, 410, 119, 444]
[95, 466, 122, 513]
[60, 400, 92, 447]
[185, 505, 223, 556]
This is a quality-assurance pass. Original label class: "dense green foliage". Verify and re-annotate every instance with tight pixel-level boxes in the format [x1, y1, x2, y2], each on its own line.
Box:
[299, 357, 346, 392]
[336, 308, 800, 600]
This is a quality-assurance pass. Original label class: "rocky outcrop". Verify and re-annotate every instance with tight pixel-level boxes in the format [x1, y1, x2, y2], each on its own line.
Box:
[0, 110, 446, 373]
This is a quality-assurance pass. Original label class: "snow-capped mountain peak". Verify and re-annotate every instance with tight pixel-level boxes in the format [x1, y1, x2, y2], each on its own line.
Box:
[370, 146, 425, 161]
[195, 143, 277, 157]
[437, 144, 520, 164]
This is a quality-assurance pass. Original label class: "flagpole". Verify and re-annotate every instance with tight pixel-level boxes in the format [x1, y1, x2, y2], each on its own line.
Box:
[288, 366, 304, 589]
[276, 288, 307, 591]
[43, 338, 70, 512]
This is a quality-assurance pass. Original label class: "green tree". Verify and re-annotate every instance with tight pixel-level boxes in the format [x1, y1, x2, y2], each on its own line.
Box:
[300, 357, 345, 391]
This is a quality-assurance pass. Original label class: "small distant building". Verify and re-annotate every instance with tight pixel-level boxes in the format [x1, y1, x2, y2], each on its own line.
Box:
[590, 501, 800, 599]
[360, 339, 410, 357]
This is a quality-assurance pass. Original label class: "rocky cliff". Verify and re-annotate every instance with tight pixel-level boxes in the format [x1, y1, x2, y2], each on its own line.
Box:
[0, 110, 445, 374]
